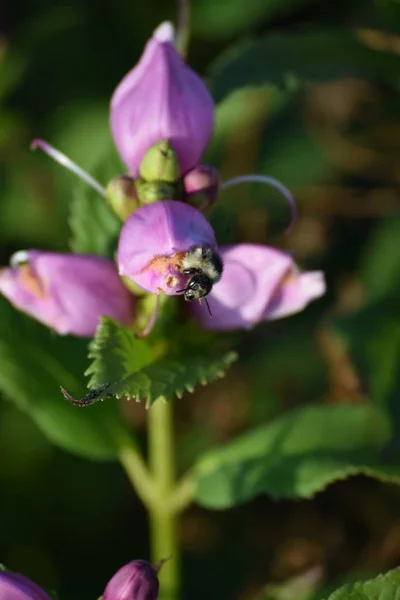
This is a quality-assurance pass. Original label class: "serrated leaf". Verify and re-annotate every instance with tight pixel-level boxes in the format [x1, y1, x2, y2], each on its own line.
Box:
[193, 404, 400, 508]
[0, 298, 132, 461]
[85, 317, 153, 388]
[324, 567, 400, 600]
[70, 347, 238, 407]
[107, 351, 238, 407]
[69, 146, 124, 256]
[209, 30, 400, 102]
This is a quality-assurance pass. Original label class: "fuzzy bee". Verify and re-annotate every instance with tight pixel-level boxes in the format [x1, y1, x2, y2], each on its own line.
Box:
[178, 246, 223, 317]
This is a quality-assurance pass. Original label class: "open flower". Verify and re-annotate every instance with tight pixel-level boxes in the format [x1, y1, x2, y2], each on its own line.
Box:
[0, 251, 135, 337]
[118, 200, 217, 295]
[190, 244, 326, 330]
[0, 570, 51, 600]
[110, 21, 214, 177]
[103, 560, 159, 600]
[117, 201, 325, 329]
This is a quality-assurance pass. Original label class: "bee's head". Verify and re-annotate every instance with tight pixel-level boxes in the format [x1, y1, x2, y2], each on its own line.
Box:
[182, 273, 213, 302]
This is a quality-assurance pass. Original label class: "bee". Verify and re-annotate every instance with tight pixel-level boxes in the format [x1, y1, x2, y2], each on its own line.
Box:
[178, 246, 223, 317]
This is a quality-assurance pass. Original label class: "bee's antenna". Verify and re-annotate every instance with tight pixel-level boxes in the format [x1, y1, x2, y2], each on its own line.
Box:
[204, 297, 213, 318]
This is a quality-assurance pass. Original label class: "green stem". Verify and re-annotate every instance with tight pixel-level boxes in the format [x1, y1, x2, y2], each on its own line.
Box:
[148, 399, 180, 600]
[175, 0, 190, 58]
[167, 472, 194, 514]
[118, 440, 157, 508]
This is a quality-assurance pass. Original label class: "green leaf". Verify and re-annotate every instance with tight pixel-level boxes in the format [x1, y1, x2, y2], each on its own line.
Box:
[209, 30, 400, 102]
[69, 146, 123, 256]
[260, 567, 323, 600]
[324, 567, 400, 600]
[0, 299, 132, 461]
[69, 186, 120, 256]
[334, 295, 400, 408]
[85, 317, 153, 388]
[192, 0, 312, 38]
[106, 351, 238, 407]
[0, 48, 26, 101]
[193, 404, 400, 508]
[77, 318, 237, 407]
[360, 218, 400, 300]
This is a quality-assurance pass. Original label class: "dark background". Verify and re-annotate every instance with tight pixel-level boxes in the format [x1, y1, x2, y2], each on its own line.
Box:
[1, 0, 400, 599]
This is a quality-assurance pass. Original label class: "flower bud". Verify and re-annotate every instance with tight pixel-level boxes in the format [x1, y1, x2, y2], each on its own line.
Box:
[118, 200, 217, 295]
[139, 140, 180, 183]
[103, 560, 159, 600]
[110, 22, 214, 177]
[135, 180, 180, 205]
[0, 251, 135, 337]
[106, 175, 140, 220]
[190, 244, 325, 330]
[0, 570, 51, 600]
[183, 164, 220, 211]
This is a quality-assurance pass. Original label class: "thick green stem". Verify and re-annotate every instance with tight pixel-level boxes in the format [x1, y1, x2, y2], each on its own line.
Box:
[148, 399, 180, 600]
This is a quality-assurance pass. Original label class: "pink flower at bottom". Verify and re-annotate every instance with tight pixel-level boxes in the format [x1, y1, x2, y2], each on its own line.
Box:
[103, 560, 159, 600]
[189, 244, 326, 330]
[0, 251, 135, 337]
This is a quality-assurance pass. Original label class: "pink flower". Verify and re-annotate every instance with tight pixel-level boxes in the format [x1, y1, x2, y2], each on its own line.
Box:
[118, 200, 217, 295]
[110, 22, 214, 177]
[117, 202, 325, 330]
[0, 251, 135, 337]
[189, 244, 326, 330]
[103, 560, 159, 600]
[0, 570, 51, 600]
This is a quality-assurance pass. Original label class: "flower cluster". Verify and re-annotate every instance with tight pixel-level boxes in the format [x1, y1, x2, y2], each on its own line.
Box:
[0, 559, 159, 600]
[0, 21, 325, 338]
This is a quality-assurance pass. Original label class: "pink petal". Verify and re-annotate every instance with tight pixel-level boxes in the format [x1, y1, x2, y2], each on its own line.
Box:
[190, 244, 293, 330]
[264, 270, 326, 321]
[0, 252, 135, 337]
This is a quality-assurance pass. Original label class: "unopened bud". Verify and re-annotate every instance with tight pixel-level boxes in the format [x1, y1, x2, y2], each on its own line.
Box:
[139, 140, 180, 183]
[106, 175, 140, 221]
[135, 179, 182, 204]
[103, 560, 159, 600]
[183, 164, 219, 211]
[111, 22, 214, 178]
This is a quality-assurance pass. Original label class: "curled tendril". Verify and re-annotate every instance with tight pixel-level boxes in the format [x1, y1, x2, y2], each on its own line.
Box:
[221, 174, 298, 229]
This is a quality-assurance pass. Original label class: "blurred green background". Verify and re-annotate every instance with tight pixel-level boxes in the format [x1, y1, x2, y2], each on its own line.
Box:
[1, 0, 400, 599]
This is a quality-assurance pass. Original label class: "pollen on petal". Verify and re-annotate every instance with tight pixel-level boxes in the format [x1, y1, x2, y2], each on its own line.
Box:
[19, 265, 47, 300]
